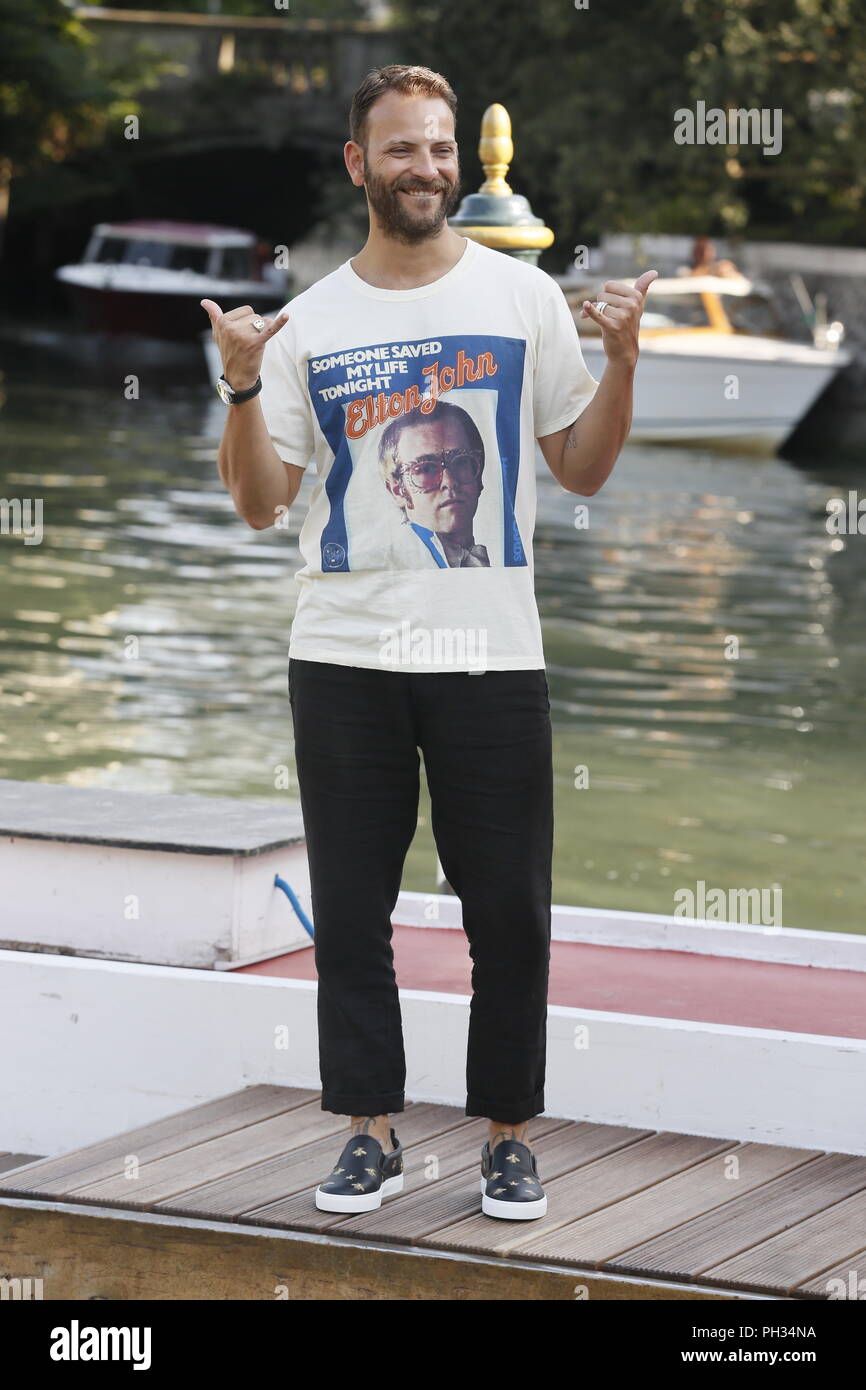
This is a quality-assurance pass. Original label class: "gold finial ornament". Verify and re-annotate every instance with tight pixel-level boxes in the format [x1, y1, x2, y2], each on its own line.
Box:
[448, 102, 553, 263]
[478, 104, 514, 197]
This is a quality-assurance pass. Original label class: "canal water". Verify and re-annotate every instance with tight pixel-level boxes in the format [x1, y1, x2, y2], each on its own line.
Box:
[1, 338, 864, 933]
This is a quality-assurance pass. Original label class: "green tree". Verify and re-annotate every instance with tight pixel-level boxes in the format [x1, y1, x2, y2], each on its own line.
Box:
[681, 0, 866, 240]
[0, 0, 172, 258]
[392, 0, 866, 255]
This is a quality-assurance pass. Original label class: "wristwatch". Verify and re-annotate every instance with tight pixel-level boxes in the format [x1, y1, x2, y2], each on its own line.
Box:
[216, 374, 262, 405]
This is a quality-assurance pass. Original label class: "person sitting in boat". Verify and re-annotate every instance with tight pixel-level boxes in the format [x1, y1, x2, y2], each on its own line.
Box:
[680, 235, 744, 279]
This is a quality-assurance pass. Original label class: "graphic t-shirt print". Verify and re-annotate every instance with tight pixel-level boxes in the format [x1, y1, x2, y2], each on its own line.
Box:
[307, 334, 528, 573]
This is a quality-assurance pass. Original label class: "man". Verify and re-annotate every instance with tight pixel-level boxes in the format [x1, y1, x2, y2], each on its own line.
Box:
[379, 399, 490, 568]
[202, 63, 656, 1221]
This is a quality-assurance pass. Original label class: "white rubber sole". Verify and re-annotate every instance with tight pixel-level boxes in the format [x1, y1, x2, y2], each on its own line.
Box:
[315, 1171, 404, 1213]
[480, 1174, 548, 1219]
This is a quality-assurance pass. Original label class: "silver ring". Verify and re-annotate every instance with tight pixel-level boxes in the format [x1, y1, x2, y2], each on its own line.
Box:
[596, 301, 608, 315]
[250, 316, 266, 332]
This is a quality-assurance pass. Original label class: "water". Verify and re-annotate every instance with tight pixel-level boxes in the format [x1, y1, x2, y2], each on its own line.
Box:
[1, 338, 864, 933]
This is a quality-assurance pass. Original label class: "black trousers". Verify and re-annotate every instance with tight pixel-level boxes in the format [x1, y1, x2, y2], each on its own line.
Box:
[288, 657, 553, 1124]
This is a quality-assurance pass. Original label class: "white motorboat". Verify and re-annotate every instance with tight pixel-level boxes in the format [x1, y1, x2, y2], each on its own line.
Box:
[559, 273, 850, 448]
[55, 219, 291, 343]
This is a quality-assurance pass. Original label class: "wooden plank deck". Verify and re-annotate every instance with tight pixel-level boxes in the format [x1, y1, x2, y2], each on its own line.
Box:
[2, 1085, 864, 1300]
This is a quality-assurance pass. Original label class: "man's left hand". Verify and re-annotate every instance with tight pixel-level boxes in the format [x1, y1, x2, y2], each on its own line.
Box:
[580, 269, 659, 368]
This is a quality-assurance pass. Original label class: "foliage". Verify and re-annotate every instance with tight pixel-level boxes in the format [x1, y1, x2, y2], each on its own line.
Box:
[0, 0, 179, 177]
[3, 0, 865, 255]
[0, 0, 114, 173]
[391, 0, 866, 249]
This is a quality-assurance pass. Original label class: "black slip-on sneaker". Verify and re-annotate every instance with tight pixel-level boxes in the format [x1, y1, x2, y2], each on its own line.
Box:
[480, 1137, 547, 1219]
[315, 1128, 404, 1213]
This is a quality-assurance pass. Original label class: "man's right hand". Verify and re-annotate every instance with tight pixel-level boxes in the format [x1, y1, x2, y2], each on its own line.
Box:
[200, 300, 290, 391]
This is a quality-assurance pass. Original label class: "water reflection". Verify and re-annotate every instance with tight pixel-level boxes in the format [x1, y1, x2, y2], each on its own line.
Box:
[1, 342, 864, 931]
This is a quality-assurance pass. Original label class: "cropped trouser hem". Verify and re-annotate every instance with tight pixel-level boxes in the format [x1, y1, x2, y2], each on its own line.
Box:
[321, 1089, 406, 1117]
[465, 1088, 545, 1124]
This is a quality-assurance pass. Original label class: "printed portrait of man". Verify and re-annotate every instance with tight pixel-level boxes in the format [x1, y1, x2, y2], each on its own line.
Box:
[377, 399, 491, 567]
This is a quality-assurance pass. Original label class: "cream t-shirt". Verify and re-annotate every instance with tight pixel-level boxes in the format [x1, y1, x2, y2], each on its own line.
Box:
[257, 235, 598, 673]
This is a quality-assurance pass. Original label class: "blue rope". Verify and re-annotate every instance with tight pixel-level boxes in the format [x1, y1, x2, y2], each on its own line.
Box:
[274, 875, 315, 940]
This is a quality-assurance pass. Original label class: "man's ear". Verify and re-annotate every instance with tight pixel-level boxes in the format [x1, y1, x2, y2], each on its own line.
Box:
[344, 139, 366, 188]
[384, 474, 412, 511]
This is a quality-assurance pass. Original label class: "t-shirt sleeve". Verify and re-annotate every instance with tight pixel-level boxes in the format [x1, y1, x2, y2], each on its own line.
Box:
[258, 317, 317, 471]
[532, 284, 600, 438]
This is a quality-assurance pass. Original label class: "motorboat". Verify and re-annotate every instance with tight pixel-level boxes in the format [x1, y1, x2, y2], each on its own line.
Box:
[559, 272, 850, 448]
[55, 219, 291, 342]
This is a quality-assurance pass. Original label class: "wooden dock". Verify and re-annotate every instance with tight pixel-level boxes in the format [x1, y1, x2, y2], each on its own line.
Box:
[3, 1085, 865, 1300]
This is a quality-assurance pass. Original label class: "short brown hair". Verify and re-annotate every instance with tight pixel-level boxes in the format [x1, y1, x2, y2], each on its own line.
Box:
[349, 64, 457, 148]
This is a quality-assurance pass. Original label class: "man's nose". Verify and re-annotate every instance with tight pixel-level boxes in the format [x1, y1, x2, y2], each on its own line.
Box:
[409, 150, 440, 181]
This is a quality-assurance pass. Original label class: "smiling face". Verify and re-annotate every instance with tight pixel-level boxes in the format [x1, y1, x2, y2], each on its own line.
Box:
[347, 91, 462, 244]
[386, 415, 484, 543]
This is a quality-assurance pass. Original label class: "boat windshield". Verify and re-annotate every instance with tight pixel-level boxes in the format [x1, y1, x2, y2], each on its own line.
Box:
[723, 292, 793, 339]
[92, 237, 211, 273]
[642, 293, 709, 328]
[217, 247, 254, 279]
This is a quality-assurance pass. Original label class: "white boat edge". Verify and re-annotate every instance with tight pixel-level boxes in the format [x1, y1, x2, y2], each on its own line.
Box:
[392, 889, 866, 972]
[2, 947, 864, 1160]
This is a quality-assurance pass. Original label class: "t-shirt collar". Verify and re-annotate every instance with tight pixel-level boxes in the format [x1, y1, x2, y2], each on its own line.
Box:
[339, 235, 478, 301]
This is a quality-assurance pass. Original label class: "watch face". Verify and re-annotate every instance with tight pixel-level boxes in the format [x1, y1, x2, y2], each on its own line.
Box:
[216, 377, 233, 405]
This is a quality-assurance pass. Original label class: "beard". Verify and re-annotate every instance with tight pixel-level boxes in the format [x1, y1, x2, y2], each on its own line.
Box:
[363, 156, 462, 244]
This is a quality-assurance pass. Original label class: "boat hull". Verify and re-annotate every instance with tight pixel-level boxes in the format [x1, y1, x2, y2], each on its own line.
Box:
[57, 277, 287, 343]
[578, 338, 848, 447]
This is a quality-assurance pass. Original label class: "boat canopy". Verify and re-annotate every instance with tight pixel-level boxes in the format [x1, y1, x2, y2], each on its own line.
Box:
[647, 275, 755, 297]
[557, 271, 757, 298]
[92, 221, 256, 248]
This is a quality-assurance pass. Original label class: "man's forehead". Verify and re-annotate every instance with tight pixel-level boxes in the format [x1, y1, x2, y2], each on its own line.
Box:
[366, 92, 456, 142]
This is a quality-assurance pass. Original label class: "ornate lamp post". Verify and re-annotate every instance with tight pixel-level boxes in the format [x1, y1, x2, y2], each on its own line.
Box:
[449, 103, 553, 266]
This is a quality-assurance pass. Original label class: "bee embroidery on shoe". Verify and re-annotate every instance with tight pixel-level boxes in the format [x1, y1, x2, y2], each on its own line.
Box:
[493, 1187, 507, 1195]
[505, 1154, 521, 1164]
[352, 1147, 367, 1157]
[508, 1180, 519, 1187]
[522, 1176, 537, 1185]
[490, 1171, 502, 1180]
[334, 1167, 345, 1174]
[364, 1167, 378, 1176]
[352, 1182, 365, 1191]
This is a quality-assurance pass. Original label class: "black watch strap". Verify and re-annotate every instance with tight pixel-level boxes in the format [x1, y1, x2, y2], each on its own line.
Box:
[217, 374, 262, 405]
